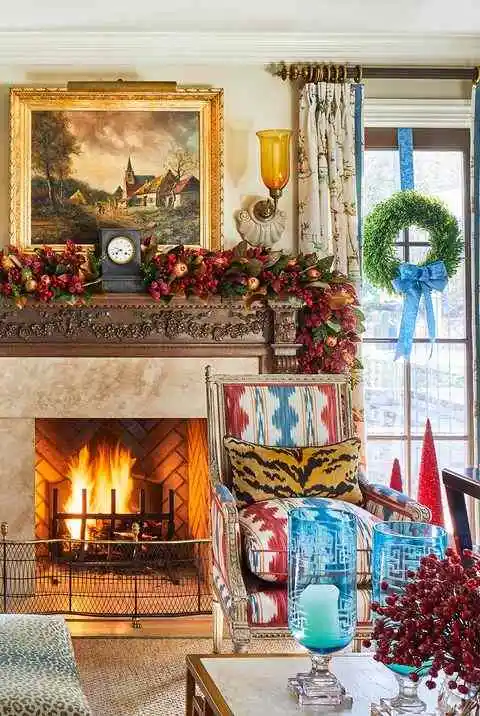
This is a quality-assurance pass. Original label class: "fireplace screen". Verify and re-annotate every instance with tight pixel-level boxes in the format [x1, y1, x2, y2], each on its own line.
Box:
[0, 418, 212, 622]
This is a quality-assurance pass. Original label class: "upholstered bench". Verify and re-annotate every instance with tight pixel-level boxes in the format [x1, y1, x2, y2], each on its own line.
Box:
[0, 614, 91, 715]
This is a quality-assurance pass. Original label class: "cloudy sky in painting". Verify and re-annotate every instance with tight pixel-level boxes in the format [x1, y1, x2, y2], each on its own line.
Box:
[64, 110, 199, 193]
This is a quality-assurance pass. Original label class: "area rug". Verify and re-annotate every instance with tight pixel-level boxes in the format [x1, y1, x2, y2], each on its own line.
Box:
[73, 637, 303, 716]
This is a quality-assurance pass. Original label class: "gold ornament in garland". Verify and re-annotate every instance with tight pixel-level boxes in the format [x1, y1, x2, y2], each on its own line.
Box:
[363, 191, 463, 359]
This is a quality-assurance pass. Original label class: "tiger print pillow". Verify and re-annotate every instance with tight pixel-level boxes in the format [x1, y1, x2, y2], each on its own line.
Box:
[223, 436, 362, 507]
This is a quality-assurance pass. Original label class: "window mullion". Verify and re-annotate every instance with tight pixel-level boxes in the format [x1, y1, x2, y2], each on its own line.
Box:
[402, 226, 412, 495]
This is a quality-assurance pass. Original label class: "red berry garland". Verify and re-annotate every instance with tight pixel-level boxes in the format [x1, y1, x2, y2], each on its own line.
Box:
[364, 548, 480, 693]
[142, 240, 364, 376]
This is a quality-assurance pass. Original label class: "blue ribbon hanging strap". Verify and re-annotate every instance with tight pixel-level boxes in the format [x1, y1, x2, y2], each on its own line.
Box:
[393, 260, 448, 360]
[397, 128, 415, 191]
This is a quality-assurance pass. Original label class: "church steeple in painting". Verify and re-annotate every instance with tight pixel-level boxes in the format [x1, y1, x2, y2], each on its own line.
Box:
[125, 156, 135, 186]
[122, 156, 155, 202]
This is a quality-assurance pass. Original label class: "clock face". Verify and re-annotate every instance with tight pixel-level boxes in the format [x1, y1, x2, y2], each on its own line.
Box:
[107, 236, 135, 265]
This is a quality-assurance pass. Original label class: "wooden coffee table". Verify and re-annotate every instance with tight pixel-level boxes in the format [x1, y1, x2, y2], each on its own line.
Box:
[185, 653, 439, 715]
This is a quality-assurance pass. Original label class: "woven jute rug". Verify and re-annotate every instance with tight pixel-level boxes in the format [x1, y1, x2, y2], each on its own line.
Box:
[73, 636, 303, 716]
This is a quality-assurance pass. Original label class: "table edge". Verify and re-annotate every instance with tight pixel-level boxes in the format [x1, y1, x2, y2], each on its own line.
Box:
[187, 652, 371, 661]
[186, 654, 234, 716]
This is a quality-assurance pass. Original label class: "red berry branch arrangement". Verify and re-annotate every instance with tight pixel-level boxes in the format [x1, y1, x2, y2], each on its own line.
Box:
[364, 548, 480, 698]
[142, 239, 364, 375]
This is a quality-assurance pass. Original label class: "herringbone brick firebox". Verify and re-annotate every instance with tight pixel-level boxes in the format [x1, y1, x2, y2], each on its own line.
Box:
[35, 418, 209, 542]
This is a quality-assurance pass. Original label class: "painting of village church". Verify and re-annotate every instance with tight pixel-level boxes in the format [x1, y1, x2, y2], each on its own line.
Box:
[30, 109, 201, 246]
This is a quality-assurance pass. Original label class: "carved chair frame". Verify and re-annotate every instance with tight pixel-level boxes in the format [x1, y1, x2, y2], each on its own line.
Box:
[205, 368, 366, 652]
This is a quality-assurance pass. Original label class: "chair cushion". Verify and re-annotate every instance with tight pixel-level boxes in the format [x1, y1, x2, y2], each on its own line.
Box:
[223, 436, 362, 507]
[239, 497, 377, 587]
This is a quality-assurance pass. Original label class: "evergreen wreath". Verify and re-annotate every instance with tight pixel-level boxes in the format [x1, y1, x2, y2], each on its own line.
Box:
[363, 190, 463, 292]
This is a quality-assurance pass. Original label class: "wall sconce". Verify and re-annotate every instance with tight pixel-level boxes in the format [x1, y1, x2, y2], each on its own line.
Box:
[235, 129, 292, 247]
[253, 129, 292, 220]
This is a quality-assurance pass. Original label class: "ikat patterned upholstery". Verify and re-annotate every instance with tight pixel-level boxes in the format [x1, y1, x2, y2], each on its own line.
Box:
[224, 436, 362, 507]
[223, 383, 346, 448]
[239, 496, 377, 587]
[362, 481, 431, 522]
[0, 614, 91, 715]
[246, 577, 372, 628]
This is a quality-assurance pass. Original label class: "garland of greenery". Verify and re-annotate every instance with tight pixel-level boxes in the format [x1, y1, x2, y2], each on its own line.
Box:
[142, 240, 364, 374]
[363, 190, 463, 292]
[0, 239, 364, 376]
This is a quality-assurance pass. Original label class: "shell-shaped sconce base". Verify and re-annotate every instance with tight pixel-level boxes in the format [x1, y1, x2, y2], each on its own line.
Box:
[234, 195, 287, 247]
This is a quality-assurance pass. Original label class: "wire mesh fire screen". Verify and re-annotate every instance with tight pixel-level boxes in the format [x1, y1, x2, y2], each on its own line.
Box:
[0, 533, 212, 620]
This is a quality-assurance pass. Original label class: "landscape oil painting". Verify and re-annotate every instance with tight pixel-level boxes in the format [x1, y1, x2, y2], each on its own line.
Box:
[10, 87, 223, 250]
[31, 110, 200, 246]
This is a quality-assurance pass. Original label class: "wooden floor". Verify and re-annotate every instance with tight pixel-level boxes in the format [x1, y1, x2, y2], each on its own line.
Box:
[67, 614, 213, 638]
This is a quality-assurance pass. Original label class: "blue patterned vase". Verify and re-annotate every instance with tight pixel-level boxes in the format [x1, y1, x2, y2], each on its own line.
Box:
[287, 500, 357, 709]
[371, 521, 447, 716]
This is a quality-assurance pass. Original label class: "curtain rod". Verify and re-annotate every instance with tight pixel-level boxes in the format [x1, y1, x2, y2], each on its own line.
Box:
[272, 63, 479, 84]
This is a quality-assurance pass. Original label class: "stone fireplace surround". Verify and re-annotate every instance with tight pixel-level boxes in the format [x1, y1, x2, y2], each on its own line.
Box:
[0, 295, 300, 541]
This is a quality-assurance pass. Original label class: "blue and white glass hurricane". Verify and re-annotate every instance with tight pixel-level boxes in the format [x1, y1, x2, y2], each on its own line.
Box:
[287, 502, 357, 709]
[371, 521, 448, 716]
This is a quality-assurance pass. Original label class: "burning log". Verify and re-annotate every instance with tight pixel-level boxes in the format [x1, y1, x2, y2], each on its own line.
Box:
[51, 485, 175, 567]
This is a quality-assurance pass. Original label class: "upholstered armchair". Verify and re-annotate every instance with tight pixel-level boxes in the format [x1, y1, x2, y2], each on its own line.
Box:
[206, 369, 430, 653]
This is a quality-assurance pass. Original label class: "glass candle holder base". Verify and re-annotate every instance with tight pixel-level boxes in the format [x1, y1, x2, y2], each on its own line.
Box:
[370, 672, 436, 715]
[288, 654, 353, 710]
[370, 697, 435, 715]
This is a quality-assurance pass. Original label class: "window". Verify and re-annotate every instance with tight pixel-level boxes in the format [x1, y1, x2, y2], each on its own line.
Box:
[364, 128, 473, 497]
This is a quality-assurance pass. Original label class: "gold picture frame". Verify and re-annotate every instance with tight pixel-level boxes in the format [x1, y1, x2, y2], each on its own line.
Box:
[9, 85, 223, 251]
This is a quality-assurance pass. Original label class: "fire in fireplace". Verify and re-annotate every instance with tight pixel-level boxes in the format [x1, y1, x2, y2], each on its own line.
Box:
[48, 440, 179, 569]
[64, 442, 136, 540]
[52, 441, 175, 545]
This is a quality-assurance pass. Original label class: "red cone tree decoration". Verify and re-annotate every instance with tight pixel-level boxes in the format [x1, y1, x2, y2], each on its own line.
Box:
[389, 458, 403, 493]
[417, 419, 444, 527]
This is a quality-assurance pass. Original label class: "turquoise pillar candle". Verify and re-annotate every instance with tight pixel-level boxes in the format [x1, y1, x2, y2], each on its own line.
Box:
[298, 583, 345, 651]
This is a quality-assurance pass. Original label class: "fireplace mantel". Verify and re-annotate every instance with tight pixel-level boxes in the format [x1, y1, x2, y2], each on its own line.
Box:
[0, 295, 302, 371]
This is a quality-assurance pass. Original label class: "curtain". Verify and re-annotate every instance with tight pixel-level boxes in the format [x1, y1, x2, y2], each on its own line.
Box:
[298, 80, 365, 457]
[298, 81, 362, 281]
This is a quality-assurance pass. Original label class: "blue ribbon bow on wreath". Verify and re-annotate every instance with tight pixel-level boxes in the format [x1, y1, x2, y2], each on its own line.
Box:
[392, 260, 448, 360]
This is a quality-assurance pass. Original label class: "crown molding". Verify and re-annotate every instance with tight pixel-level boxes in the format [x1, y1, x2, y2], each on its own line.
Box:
[365, 99, 471, 127]
[0, 31, 478, 66]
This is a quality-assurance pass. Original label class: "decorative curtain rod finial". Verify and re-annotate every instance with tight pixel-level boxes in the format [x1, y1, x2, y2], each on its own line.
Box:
[274, 62, 361, 84]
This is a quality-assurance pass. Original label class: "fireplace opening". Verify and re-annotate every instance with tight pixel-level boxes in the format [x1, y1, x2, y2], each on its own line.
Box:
[35, 418, 209, 544]
[0, 418, 214, 620]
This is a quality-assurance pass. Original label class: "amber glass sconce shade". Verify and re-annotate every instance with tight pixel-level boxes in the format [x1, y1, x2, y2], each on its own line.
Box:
[254, 129, 292, 221]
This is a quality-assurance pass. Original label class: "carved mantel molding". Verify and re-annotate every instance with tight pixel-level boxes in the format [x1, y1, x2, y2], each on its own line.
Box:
[0, 295, 302, 372]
